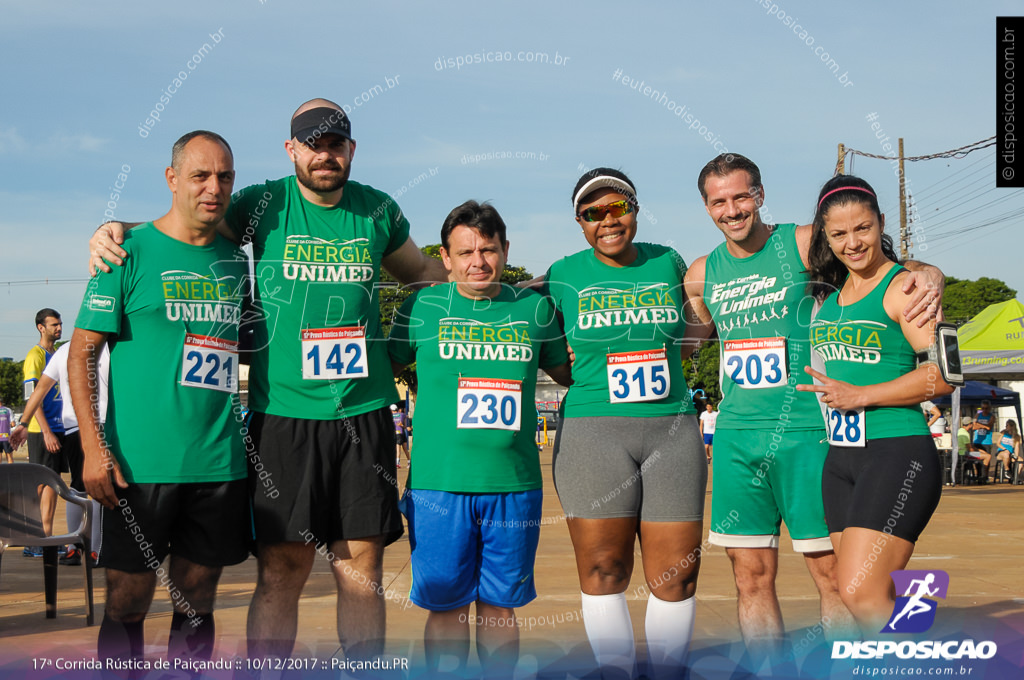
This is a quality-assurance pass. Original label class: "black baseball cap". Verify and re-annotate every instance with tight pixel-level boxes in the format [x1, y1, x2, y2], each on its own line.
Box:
[291, 106, 351, 144]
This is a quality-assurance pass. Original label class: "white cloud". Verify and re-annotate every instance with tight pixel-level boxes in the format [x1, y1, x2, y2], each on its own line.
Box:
[0, 126, 109, 155]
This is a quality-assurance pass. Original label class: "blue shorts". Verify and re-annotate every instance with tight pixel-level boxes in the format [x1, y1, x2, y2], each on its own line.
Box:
[703, 433, 714, 446]
[404, 488, 542, 611]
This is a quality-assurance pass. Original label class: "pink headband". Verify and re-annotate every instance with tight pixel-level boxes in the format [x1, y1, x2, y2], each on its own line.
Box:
[817, 186, 876, 209]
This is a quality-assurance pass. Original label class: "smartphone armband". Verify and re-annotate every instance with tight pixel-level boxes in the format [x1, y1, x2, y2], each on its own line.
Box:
[916, 322, 964, 387]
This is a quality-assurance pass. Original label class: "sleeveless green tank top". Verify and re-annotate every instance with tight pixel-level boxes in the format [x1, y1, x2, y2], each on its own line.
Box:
[703, 224, 823, 431]
[810, 264, 929, 439]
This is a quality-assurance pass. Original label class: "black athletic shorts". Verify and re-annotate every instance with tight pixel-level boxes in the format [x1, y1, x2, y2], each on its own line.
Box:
[62, 430, 85, 492]
[822, 435, 942, 543]
[247, 409, 403, 546]
[99, 479, 250, 572]
[27, 431, 67, 474]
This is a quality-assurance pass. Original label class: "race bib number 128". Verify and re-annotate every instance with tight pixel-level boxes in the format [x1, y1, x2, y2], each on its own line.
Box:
[181, 334, 238, 393]
[827, 406, 866, 447]
[606, 348, 671, 404]
[302, 327, 369, 380]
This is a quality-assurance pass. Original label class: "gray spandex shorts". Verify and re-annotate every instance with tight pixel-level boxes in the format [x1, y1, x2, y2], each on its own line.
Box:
[552, 414, 707, 521]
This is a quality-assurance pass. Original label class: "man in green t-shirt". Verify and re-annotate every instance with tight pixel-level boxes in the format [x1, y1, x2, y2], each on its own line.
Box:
[89, 99, 447, 660]
[388, 201, 570, 675]
[682, 153, 944, 665]
[70, 131, 248, 666]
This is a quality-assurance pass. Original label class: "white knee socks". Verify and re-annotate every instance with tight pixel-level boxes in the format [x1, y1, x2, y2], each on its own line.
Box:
[644, 593, 695, 679]
[580, 591, 636, 679]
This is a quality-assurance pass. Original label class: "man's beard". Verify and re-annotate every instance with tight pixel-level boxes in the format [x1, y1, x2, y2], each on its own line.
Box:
[295, 158, 350, 194]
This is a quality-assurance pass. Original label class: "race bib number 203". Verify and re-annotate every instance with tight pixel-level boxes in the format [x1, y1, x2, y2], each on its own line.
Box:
[723, 337, 788, 390]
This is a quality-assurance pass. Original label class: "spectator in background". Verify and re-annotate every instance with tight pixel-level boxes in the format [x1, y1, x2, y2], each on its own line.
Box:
[0, 398, 14, 464]
[392, 403, 411, 468]
[699, 401, 718, 463]
[971, 401, 997, 479]
[22, 308, 66, 555]
[11, 342, 110, 565]
[922, 400, 946, 437]
[960, 416, 990, 474]
[994, 420, 1021, 482]
[956, 417, 972, 454]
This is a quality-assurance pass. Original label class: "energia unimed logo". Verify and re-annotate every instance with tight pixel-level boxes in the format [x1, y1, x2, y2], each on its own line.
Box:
[883, 570, 949, 634]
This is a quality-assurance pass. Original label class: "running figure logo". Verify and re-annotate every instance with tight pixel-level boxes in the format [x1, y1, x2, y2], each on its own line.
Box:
[883, 570, 949, 633]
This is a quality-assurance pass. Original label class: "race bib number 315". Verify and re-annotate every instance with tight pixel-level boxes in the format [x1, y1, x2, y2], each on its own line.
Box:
[457, 378, 522, 431]
[606, 348, 671, 404]
[723, 337, 788, 389]
[181, 334, 238, 393]
[302, 327, 369, 380]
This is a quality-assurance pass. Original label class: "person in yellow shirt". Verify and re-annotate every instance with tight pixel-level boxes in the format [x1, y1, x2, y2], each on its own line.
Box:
[21, 308, 66, 555]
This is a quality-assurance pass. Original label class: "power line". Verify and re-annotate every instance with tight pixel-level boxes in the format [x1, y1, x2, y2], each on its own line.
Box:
[0, 279, 89, 287]
[844, 136, 996, 163]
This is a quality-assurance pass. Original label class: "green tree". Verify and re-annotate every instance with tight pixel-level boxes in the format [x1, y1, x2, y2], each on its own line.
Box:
[941, 276, 1017, 325]
[378, 244, 533, 389]
[682, 342, 721, 406]
[0, 360, 25, 410]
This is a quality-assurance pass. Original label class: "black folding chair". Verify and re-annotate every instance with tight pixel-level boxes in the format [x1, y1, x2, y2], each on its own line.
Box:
[0, 463, 94, 625]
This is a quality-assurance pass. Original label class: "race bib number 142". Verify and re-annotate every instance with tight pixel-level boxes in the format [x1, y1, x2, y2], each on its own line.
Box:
[302, 327, 369, 380]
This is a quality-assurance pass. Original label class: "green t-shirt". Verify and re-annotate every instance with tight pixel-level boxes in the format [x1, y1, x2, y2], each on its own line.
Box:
[76, 224, 247, 483]
[810, 265, 929, 440]
[703, 224, 824, 431]
[226, 177, 408, 419]
[388, 283, 568, 492]
[545, 243, 695, 418]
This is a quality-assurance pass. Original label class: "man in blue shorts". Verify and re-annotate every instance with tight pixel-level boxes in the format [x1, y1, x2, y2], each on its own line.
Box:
[389, 201, 571, 675]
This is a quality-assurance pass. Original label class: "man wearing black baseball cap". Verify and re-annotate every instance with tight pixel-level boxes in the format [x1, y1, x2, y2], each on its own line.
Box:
[291, 104, 352, 146]
[90, 97, 447, 662]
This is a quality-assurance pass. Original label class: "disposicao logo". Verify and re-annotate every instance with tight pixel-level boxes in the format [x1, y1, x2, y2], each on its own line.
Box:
[831, 570, 998, 660]
[883, 570, 948, 634]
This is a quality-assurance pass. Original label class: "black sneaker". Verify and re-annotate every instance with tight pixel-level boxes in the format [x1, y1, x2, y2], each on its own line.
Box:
[59, 546, 82, 566]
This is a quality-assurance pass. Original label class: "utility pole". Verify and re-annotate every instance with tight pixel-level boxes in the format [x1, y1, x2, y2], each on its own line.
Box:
[898, 138, 909, 260]
[836, 143, 845, 176]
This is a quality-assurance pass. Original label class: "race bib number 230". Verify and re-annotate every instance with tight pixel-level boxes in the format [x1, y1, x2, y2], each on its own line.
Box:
[457, 378, 522, 431]
[302, 327, 369, 380]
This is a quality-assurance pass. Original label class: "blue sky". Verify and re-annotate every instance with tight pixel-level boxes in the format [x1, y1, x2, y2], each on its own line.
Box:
[1, 0, 1017, 358]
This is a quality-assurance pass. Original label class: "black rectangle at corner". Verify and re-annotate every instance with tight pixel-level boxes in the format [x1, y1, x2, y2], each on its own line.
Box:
[998, 17, 1024, 187]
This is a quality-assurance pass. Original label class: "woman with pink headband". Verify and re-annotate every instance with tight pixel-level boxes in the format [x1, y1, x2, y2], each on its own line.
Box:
[796, 174, 954, 634]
